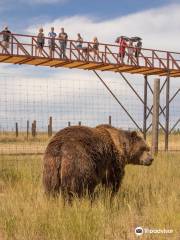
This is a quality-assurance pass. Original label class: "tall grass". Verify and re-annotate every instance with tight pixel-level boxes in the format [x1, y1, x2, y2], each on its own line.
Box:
[0, 153, 179, 240]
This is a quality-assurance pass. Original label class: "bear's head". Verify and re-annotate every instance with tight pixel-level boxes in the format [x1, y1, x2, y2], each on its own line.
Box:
[95, 124, 153, 166]
[124, 131, 153, 166]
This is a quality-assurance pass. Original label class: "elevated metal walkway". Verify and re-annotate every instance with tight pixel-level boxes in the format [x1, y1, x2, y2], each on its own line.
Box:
[0, 33, 180, 77]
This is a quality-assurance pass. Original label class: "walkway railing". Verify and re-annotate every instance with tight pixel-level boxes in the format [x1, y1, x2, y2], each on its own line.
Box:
[0, 33, 180, 73]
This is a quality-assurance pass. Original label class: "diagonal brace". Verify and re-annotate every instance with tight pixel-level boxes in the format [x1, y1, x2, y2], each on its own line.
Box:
[94, 70, 143, 132]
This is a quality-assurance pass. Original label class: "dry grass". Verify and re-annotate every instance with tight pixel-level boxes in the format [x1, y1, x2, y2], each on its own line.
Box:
[0, 132, 179, 155]
[0, 152, 179, 240]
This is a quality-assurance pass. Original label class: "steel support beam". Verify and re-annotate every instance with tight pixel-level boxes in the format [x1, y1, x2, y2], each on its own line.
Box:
[170, 119, 180, 134]
[146, 105, 153, 121]
[147, 80, 153, 94]
[165, 75, 170, 151]
[159, 88, 180, 116]
[119, 72, 166, 132]
[143, 75, 148, 139]
[147, 87, 179, 132]
[119, 72, 144, 104]
[152, 78, 160, 154]
[93, 70, 143, 132]
[159, 77, 167, 94]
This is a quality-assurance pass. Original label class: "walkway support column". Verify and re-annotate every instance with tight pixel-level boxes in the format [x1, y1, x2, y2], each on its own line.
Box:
[143, 75, 148, 140]
[152, 78, 160, 155]
[165, 75, 170, 151]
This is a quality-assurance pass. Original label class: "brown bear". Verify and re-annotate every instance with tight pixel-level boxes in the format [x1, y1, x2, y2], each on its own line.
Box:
[43, 124, 153, 201]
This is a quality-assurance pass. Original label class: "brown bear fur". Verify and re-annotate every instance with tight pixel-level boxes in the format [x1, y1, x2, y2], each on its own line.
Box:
[43, 124, 153, 201]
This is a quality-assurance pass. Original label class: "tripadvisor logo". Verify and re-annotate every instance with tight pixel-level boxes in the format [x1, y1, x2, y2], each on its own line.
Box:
[135, 226, 174, 236]
[135, 227, 144, 236]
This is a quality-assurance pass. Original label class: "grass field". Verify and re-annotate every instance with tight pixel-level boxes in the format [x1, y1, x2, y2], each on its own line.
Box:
[0, 132, 180, 155]
[0, 152, 180, 240]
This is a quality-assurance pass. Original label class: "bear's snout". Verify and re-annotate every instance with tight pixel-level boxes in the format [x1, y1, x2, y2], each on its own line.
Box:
[142, 154, 154, 166]
[140, 151, 154, 166]
[144, 156, 153, 166]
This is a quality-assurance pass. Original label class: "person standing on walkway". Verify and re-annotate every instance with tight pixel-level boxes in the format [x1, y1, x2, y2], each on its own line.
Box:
[1, 26, 11, 54]
[37, 28, 45, 57]
[48, 27, 57, 58]
[76, 33, 83, 49]
[119, 37, 127, 63]
[92, 37, 99, 61]
[135, 39, 142, 64]
[59, 28, 68, 59]
[76, 33, 83, 59]
[127, 40, 134, 64]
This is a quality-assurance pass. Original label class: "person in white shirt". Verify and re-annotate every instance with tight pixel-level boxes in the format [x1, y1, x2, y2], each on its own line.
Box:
[127, 40, 134, 64]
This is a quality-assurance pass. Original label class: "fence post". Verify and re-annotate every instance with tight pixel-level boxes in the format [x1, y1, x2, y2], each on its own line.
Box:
[27, 120, 29, 140]
[108, 115, 112, 125]
[151, 78, 160, 154]
[32, 120, 36, 137]
[15, 122, 18, 137]
[31, 122, 34, 137]
[34, 120, 36, 137]
[143, 76, 148, 140]
[48, 116, 52, 137]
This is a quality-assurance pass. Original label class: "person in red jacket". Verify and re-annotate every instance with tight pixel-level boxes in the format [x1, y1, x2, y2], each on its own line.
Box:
[119, 37, 127, 63]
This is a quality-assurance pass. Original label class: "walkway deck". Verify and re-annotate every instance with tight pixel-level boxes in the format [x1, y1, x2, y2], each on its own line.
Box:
[0, 33, 180, 77]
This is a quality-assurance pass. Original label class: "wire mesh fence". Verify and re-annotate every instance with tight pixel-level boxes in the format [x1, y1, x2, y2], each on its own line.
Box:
[0, 70, 179, 158]
[0, 69, 179, 240]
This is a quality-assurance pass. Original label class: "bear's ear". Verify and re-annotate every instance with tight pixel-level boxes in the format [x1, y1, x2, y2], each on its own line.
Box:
[131, 131, 137, 139]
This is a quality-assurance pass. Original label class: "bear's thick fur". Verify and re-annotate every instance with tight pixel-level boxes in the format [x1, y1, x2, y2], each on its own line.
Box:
[43, 124, 153, 201]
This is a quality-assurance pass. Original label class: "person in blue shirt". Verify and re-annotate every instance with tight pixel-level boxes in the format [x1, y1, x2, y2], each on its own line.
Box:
[48, 27, 57, 58]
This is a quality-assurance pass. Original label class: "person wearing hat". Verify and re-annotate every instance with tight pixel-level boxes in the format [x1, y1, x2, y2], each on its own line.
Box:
[36, 28, 45, 56]
[1, 26, 11, 53]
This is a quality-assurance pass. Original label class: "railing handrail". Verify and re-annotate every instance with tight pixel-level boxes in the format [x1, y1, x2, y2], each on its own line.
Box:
[8, 41, 179, 64]
[0, 32, 180, 56]
[1, 32, 180, 74]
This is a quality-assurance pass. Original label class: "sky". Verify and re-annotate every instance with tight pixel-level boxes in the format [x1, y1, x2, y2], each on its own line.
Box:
[0, 0, 180, 37]
[0, 0, 179, 131]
